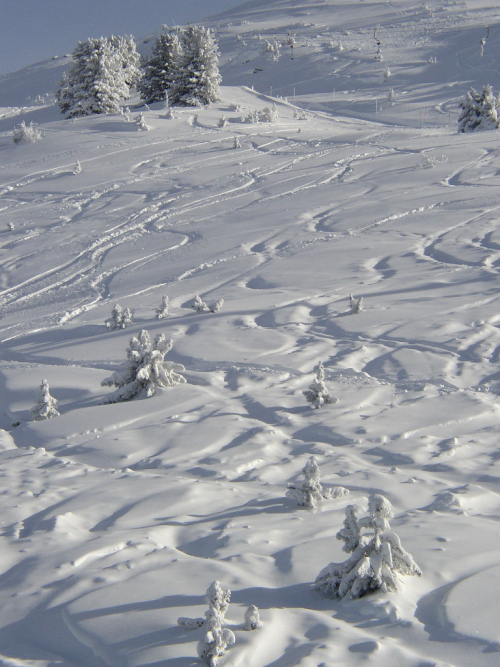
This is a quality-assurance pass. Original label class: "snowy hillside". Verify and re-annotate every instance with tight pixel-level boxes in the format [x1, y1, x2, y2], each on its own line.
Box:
[1, 1, 500, 666]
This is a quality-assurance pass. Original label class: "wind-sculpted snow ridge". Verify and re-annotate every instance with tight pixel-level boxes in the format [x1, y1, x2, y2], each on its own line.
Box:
[2, 0, 500, 665]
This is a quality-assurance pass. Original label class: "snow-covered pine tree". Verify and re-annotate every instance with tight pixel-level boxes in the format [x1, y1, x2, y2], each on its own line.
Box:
[73, 160, 82, 174]
[177, 26, 222, 106]
[56, 36, 140, 118]
[244, 605, 262, 631]
[217, 113, 228, 128]
[136, 112, 149, 131]
[286, 456, 348, 508]
[138, 30, 184, 104]
[156, 295, 169, 319]
[30, 379, 60, 420]
[208, 298, 224, 313]
[303, 361, 338, 408]
[315, 494, 421, 599]
[106, 303, 133, 330]
[233, 136, 241, 148]
[197, 581, 235, 667]
[108, 35, 141, 87]
[101, 329, 186, 402]
[458, 85, 500, 133]
[191, 295, 208, 312]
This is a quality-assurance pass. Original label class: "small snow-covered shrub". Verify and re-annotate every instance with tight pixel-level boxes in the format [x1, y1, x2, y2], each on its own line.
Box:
[244, 605, 261, 630]
[287, 456, 348, 508]
[217, 114, 228, 128]
[101, 329, 186, 402]
[156, 295, 169, 319]
[384, 66, 391, 80]
[13, 121, 42, 144]
[350, 293, 363, 314]
[208, 298, 224, 313]
[73, 160, 82, 174]
[106, 303, 133, 330]
[260, 104, 279, 122]
[262, 38, 280, 60]
[233, 136, 241, 148]
[387, 88, 395, 106]
[191, 295, 208, 312]
[136, 112, 149, 131]
[7, 222, 15, 231]
[30, 379, 60, 421]
[458, 85, 500, 133]
[190, 295, 223, 313]
[315, 494, 421, 599]
[303, 361, 338, 409]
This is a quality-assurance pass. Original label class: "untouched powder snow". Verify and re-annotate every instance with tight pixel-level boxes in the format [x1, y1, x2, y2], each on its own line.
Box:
[2, 0, 500, 665]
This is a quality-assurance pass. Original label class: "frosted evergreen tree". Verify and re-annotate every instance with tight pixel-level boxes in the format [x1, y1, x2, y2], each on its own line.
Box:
[177, 26, 222, 106]
[208, 298, 224, 313]
[315, 494, 421, 599]
[244, 605, 262, 631]
[303, 361, 338, 408]
[101, 329, 186, 402]
[106, 303, 133, 330]
[191, 295, 208, 312]
[136, 112, 149, 131]
[233, 136, 241, 148]
[30, 379, 60, 421]
[56, 36, 140, 118]
[156, 295, 169, 319]
[286, 456, 348, 508]
[337, 505, 361, 553]
[197, 581, 235, 667]
[73, 160, 82, 174]
[217, 113, 228, 128]
[138, 30, 184, 104]
[458, 85, 500, 133]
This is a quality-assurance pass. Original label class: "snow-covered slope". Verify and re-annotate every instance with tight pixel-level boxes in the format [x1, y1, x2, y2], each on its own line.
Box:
[1, 1, 500, 666]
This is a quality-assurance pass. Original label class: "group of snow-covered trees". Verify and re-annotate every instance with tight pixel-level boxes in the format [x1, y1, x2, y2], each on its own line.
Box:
[139, 26, 221, 106]
[56, 26, 221, 117]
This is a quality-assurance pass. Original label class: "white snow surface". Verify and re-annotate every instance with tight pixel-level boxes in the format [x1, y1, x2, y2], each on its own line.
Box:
[1, 1, 500, 665]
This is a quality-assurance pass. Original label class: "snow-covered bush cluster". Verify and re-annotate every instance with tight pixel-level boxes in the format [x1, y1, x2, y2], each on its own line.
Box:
[106, 304, 133, 330]
[101, 329, 186, 402]
[139, 26, 221, 106]
[190, 295, 224, 313]
[458, 84, 500, 132]
[315, 494, 421, 599]
[303, 361, 338, 408]
[178, 581, 261, 665]
[244, 105, 279, 123]
[56, 36, 140, 117]
[12, 121, 42, 144]
[287, 456, 349, 508]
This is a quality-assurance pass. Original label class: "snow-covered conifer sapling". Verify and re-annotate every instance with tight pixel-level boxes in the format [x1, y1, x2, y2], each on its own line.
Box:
[315, 494, 421, 599]
[350, 293, 363, 314]
[30, 379, 60, 421]
[287, 456, 348, 508]
[303, 361, 338, 408]
[101, 329, 186, 402]
[244, 605, 262, 630]
[156, 295, 169, 319]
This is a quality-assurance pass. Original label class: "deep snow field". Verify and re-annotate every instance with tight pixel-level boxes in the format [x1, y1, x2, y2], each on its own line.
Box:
[2, 1, 500, 665]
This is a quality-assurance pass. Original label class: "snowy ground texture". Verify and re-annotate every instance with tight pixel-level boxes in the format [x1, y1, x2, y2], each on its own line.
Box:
[2, 1, 500, 665]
